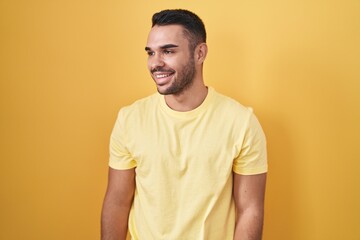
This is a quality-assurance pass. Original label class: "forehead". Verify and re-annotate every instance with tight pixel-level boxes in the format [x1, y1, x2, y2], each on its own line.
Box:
[146, 25, 189, 48]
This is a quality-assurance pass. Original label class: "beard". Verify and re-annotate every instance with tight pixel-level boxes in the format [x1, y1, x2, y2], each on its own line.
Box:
[154, 57, 196, 96]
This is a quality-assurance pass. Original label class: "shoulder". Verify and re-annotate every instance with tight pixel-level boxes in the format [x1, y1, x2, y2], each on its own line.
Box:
[211, 88, 254, 119]
[116, 93, 159, 122]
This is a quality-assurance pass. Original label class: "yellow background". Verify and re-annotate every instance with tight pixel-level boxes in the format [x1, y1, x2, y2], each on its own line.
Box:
[1, 0, 359, 239]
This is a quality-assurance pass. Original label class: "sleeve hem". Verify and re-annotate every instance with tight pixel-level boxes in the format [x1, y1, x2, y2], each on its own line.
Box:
[109, 162, 137, 170]
[233, 166, 268, 175]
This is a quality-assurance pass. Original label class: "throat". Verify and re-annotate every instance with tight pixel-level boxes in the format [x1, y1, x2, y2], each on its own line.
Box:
[164, 85, 208, 112]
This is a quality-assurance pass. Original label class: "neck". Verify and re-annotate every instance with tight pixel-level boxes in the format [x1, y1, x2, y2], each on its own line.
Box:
[164, 81, 208, 112]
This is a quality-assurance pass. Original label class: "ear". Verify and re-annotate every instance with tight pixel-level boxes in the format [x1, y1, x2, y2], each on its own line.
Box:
[195, 43, 208, 64]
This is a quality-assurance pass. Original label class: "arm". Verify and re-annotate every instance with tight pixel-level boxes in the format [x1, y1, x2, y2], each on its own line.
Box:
[233, 173, 267, 240]
[101, 167, 135, 240]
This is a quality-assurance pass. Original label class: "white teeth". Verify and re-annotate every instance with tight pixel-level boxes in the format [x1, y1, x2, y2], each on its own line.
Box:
[156, 74, 170, 78]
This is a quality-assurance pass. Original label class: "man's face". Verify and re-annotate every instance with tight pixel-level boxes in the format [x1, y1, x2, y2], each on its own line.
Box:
[145, 25, 196, 95]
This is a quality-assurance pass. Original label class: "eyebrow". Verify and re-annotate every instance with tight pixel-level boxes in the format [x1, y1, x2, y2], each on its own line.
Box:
[145, 44, 179, 51]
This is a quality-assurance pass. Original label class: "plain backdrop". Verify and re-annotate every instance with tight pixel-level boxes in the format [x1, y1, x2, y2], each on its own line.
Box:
[1, 0, 359, 239]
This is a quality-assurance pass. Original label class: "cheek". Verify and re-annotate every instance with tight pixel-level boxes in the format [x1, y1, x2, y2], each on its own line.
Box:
[165, 57, 182, 70]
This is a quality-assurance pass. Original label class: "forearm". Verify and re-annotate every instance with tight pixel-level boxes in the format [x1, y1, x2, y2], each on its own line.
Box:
[101, 197, 131, 240]
[234, 208, 264, 240]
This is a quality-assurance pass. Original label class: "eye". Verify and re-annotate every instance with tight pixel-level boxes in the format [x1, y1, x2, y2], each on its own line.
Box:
[147, 51, 154, 56]
[164, 50, 173, 55]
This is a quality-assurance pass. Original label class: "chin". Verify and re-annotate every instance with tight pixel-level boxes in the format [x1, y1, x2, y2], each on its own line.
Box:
[156, 88, 172, 95]
[156, 82, 174, 95]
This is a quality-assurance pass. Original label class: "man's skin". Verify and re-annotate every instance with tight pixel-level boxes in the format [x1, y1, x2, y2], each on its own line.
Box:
[101, 168, 135, 239]
[233, 173, 267, 239]
[101, 24, 267, 240]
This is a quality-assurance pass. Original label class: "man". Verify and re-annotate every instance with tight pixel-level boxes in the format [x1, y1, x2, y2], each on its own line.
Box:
[101, 9, 267, 240]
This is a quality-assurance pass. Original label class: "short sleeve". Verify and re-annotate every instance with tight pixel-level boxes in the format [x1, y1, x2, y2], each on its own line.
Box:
[109, 109, 137, 170]
[233, 112, 268, 175]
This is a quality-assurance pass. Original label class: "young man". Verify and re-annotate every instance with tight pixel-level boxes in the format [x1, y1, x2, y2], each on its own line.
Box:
[101, 9, 267, 240]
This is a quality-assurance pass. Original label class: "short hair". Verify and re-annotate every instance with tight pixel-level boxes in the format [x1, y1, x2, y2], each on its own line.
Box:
[152, 9, 207, 51]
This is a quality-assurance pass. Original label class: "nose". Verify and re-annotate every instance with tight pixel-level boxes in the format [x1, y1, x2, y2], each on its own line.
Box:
[149, 53, 165, 71]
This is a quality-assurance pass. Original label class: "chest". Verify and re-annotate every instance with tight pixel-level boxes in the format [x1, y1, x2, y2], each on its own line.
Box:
[126, 111, 241, 178]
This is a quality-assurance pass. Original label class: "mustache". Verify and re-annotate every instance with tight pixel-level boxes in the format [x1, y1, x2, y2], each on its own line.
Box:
[151, 67, 175, 74]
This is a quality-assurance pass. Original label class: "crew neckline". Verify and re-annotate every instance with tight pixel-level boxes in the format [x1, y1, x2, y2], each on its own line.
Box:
[158, 87, 215, 118]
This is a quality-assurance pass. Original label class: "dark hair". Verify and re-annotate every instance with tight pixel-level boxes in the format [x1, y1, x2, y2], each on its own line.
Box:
[152, 9, 207, 51]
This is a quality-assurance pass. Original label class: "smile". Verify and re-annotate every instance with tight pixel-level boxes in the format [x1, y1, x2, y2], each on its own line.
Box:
[154, 72, 174, 79]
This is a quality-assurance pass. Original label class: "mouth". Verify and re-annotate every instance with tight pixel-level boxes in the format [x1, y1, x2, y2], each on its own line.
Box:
[152, 71, 175, 85]
[154, 72, 174, 78]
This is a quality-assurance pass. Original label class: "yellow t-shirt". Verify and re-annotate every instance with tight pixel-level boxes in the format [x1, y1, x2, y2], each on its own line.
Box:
[109, 87, 267, 239]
